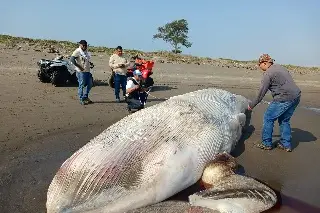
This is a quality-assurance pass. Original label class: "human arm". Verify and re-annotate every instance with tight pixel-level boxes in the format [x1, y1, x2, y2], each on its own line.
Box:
[248, 73, 271, 110]
[109, 55, 121, 69]
[126, 80, 140, 94]
[70, 49, 84, 71]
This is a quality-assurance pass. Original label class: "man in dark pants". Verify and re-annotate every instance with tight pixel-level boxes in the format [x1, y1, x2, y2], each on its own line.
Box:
[248, 54, 301, 152]
[70, 40, 93, 105]
[125, 70, 148, 112]
[109, 46, 130, 102]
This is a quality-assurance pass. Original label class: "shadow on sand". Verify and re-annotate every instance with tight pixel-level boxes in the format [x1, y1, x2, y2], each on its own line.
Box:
[151, 85, 177, 91]
[273, 128, 317, 150]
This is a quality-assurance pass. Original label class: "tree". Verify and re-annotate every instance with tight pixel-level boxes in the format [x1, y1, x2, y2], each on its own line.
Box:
[153, 19, 192, 54]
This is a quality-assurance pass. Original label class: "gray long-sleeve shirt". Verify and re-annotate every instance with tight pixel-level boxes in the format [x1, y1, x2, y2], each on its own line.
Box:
[249, 64, 301, 109]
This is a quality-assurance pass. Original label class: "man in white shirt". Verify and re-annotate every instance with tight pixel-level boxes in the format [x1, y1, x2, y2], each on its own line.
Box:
[109, 46, 130, 102]
[70, 40, 93, 105]
[125, 70, 148, 112]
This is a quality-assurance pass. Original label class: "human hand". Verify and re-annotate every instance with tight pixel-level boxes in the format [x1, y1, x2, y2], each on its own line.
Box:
[119, 64, 125, 68]
[247, 104, 252, 111]
[134, 85, 140, 90]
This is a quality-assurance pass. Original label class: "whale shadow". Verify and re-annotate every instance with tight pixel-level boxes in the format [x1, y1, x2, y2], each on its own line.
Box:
[231, 109, 255, 157]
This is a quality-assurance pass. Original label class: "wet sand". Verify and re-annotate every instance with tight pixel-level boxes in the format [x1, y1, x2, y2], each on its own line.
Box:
[0, 48, 320, 213]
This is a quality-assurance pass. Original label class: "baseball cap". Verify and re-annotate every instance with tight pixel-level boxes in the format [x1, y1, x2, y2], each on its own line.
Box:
[79, 40, 87, 45]
[258, 54, 275, 64]
[133, 70, 142, 76]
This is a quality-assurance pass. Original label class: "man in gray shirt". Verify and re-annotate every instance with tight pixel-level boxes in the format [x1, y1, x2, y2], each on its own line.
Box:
[248, 54, 301, 152]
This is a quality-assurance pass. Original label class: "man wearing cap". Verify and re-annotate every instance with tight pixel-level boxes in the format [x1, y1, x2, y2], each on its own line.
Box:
[70, 40, 93, 105]
[125, 70, 148, 112]
[248, 54, 301, 152]
[109, 46, 130, 102]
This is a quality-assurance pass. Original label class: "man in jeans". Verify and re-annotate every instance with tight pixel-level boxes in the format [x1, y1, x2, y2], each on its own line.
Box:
[248, 54, 301, 152]
[109, 46, 130, 102]
[70, 40, 93, 105]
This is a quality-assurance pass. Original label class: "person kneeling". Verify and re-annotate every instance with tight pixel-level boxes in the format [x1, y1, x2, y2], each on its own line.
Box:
[125, 70, 148, 112]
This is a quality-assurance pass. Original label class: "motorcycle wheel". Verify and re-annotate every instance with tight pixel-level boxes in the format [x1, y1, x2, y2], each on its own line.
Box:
[108, 72, 115, 88]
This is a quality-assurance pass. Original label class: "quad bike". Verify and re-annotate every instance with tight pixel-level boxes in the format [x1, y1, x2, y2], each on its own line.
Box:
[108, 57, 155, 89]
[37, 56, 94, 87]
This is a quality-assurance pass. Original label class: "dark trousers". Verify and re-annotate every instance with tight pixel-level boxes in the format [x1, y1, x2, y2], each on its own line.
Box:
[114, 73, 127, 99]
[127, 92, 148, 110]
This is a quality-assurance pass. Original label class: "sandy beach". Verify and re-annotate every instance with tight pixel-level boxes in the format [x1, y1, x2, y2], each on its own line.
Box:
[0, 46, 320, 213]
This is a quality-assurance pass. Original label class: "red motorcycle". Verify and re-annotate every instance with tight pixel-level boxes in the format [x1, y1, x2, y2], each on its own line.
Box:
[109, 57, 155, 89]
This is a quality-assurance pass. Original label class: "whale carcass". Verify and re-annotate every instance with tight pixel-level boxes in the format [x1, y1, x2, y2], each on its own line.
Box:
[46, 88, 277, 213]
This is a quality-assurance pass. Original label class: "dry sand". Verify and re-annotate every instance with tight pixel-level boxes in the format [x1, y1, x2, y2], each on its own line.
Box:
[0, 47, 320, 213]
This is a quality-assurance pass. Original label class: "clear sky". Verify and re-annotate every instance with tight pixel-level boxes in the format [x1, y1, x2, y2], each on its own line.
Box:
[1, 0, 319, 66]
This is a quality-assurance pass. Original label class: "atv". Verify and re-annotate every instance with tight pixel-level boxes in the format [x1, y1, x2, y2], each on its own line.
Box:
[108, 56, 154, 90]
[37, 56, 94, 87]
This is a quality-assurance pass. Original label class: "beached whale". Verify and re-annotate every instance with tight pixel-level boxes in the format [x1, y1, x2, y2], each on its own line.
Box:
[46, 88, 277, 213]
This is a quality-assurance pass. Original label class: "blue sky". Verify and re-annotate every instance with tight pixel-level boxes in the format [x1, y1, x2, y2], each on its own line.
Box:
[1, 0, 319, 66]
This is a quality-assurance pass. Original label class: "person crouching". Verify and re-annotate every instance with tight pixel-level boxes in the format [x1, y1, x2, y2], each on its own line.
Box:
[125, 70, 148, 112]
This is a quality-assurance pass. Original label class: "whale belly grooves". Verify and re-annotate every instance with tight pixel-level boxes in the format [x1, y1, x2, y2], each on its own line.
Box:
[46, 88, 277, 213]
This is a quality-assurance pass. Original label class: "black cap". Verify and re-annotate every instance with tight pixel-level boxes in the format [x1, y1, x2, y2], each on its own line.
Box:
[116, 45, 122, 50]
[79, 40, 87, 45]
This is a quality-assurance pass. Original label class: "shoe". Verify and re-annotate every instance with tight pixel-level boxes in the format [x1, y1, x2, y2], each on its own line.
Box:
[277, 143, 292, 152]
[116, 98, 120, 103]
[80, 100, 88, 105]
[256, 143, 273, 150]
[84, 97, 93, 104]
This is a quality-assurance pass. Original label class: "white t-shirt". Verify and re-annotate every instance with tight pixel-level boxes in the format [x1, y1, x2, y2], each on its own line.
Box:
[71, 48, 91, 72]
[126, 78, 140, 90]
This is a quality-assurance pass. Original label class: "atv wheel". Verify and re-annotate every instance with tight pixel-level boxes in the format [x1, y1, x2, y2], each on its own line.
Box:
[51, 68, 69, 86]
[37, 70, 51, 83]
[69, 72, 79, 85]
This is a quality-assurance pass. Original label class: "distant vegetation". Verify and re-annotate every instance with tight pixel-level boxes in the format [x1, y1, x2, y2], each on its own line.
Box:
[0, 34, 319, 73]
[153, 19, 192, 54]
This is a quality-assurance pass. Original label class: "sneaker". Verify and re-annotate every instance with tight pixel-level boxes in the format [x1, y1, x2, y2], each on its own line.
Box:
[80, 100, 88, 105]
[116, 98, 120, 103]
[255, 143, 273, 150]
[85, 98, 93, 104]
[277, 143, 292, 152]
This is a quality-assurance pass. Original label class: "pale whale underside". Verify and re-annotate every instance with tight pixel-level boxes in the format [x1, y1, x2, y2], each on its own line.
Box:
[46, 88, 277, 213]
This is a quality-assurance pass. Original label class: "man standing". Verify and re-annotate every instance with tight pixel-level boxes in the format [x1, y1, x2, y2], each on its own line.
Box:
[70, 40, 93, 105]
[248, 54, 301, 152]
[109, 46, 130, 102]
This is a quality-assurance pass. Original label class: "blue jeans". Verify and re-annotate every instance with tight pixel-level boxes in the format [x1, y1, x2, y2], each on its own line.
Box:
[76, 72, 93, 100]
[262, 96, 300, 149]
[114, 73, 127, 99]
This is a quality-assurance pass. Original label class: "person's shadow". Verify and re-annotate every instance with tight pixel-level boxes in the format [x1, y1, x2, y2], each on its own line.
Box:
[273, 128, 317, 150]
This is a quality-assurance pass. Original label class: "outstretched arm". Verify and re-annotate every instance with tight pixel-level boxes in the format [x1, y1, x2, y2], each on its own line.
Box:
[248, 74, 271, 110]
